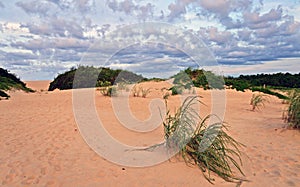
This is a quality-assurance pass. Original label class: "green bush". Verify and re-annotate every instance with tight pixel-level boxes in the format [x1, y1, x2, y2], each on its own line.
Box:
[169, 86, 183, 95]
[49, 66, 144, 91]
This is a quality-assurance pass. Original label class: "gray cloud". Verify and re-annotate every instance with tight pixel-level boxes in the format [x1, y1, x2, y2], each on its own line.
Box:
[167, 0, 191, 21]
[243, 6, 283, 29]
[19, 16, 89, 39]
[16, 0, 58, 17]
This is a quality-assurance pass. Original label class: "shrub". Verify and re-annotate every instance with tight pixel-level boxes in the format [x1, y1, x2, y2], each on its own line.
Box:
[97, 80, 111, 87]
[169, 86, 183, 95]
[250, 94, 268, 111]
[0, 90, 9, 98]
[283, 90, 300, 128]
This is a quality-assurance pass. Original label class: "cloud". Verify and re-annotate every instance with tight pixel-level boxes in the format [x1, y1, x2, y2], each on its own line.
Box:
[218, 58, 300, 76]
[22, 18, 85, 39]
[16, 0, 58, 17]
[106, 0, 155, 21]
[199, 0, 231, 17]
[167, 1, 189, 21]
[0, 1, 5, 8]
[12, 37, 91, 54]
[1, 0, 300, 80]
[106, 42, 198, 78]
[243, 6, 283, 28]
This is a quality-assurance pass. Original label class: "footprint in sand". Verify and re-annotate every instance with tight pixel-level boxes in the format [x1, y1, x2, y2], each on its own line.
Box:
[97, 170, 106, 177]
[54, 165, 61, 172]
[21, 176, 37, 185]
[40, 167, 47, 175]
[2, 169, 17, 185]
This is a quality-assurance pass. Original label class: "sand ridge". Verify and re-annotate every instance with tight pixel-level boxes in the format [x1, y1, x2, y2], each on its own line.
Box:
[0, 81, 299, 186]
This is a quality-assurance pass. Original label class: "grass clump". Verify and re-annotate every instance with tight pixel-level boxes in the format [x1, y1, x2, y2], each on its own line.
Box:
[283, 90, 300, 128]
[250, 94, 268, 111]
[99, 87, 117, 97]
[131, 85, 151, 98]
[141, 87, 151, 98]
[161, 96, 245, 184]
[132, 85, 141, 97]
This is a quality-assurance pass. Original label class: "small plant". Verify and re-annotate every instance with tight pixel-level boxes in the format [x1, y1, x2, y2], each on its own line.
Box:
[162, 96, 244, 183]
[283, 90, 300, 128]
[250, 94, 268, 111]
[100, 86, 117, 97]
[132, 85, 141, 97]
[141, 87, 151, 98]
[169, 86, 183, 95]
[97, 80, 111, 87]
[163, 92, 170, 100]
[130, 85, 151, 98]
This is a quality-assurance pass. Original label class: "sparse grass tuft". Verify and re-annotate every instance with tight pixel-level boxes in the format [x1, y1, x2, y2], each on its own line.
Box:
[131, 85, 151, 98]
[250, 94, 268, 111]
[141, 87, 151, 98]
[132, 85, 140, 97]
[283, 90, 300, 128]
[100, 86, 117, 97]
[161, 96, 245, 184]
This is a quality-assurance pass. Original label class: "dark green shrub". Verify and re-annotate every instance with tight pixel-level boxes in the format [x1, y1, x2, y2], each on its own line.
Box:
[170, 86, 183, 95]
[0, 90, 9, 98]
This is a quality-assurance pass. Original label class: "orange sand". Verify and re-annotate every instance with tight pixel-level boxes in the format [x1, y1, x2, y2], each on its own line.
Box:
[0, 81, 299, 186]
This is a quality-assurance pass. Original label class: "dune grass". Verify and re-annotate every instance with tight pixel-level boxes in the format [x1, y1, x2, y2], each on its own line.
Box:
[161, 96, 244, 184]
[283, 90, 300, 128]
[250, 94, 268, 111]
[141, 87, 151, 98]
[131, 85, 151, 98]
[99, 86, 117, 97]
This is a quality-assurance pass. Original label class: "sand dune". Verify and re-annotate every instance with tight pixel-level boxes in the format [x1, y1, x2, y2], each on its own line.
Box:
[0, 81, 299, 186]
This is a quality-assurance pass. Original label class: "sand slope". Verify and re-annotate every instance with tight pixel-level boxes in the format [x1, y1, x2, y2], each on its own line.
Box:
[0, 81, 299, 186]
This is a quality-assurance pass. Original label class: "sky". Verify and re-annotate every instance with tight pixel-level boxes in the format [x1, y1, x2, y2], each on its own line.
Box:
[0, 0, 300, 80]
